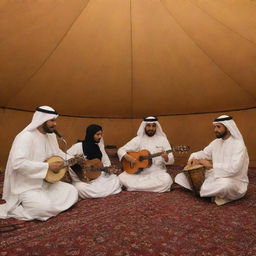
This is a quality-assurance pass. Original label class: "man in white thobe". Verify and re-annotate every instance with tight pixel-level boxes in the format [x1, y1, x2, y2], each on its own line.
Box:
[67, 124, 121, 198]
[118, 116, 174, 192]
[175, 115, 249, 205]
[0, 106, 78, 221]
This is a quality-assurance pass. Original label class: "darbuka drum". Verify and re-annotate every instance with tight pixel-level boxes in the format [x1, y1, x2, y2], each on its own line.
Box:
[183, 165, 206, 196]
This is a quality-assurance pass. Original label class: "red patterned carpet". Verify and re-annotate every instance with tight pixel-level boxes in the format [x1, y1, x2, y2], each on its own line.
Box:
[1, 162, 256, 255]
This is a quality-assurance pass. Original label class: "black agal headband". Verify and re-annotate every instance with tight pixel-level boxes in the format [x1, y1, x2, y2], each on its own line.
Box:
[36, 107, 59, 115]
[144, 116, 158, 122]
[214, 116, 233, 122]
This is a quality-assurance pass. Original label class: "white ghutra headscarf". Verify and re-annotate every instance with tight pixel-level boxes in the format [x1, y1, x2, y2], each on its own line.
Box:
[23, 106, 59, 132]
[212, 115, 249, 171]
[137, 116, 167, 138]
[213, 115, 244, 142]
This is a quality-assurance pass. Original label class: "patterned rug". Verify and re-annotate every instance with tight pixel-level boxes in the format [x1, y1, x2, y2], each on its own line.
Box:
[0, 155, 256, 255]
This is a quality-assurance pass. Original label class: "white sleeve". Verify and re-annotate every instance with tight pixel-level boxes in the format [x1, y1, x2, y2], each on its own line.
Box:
[214, 142, 248, 178]
[67, 143, 83, 156]
[99, 141, 111, 167]
[162, 137, 174, 165]
[11, 134, 48, 179]
[117, 137, 140, 161]
[67, 143, 85, 182]
[189, 141, 214, 161]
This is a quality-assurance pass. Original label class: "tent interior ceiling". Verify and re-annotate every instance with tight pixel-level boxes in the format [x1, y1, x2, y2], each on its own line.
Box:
[0, 0, 256, 118]
[0, 0, 256, 167]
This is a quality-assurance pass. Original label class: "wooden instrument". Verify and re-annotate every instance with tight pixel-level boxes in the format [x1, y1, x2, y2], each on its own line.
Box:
[121, 145, 190, 174]
[45, 155, 84, 183]
[71, 158, 114, 182]
[182, 164, 206, 196]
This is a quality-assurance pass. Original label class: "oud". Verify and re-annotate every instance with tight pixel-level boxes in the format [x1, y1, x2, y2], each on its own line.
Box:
[45, 155, 84, 183]
[121, 145, 190, 174]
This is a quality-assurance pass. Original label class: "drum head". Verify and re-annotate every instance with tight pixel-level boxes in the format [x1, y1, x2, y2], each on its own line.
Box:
[184, 164, 204, 171]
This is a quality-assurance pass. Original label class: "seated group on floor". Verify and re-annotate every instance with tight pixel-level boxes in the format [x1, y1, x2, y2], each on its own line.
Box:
[0, 106, 249, 221]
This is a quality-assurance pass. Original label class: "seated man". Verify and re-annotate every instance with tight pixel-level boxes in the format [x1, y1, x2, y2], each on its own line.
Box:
[67, 124, 122, 198]
[175, 115, 249, 205]
[0, 106, 78, 221]
[117, 116, 174, 192]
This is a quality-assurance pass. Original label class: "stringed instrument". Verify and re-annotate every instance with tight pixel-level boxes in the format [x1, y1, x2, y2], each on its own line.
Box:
[121, 145, 190, 174]
[45, 155, 85, 183]
[70, 158, 115, 182]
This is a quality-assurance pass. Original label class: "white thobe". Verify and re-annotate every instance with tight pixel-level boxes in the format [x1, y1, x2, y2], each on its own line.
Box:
[0, 129, 78, 221]
[118, 135, 174, 192]
[67, 142, 121, 198]
[175, 137, 249, 201]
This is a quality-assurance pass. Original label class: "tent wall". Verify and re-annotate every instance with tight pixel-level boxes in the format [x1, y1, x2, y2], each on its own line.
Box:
[1, 108, 255, 169]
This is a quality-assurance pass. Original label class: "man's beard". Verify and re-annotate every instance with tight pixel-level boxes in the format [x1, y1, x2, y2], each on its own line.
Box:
[215, 128, 228, 139]
[145, 130, 156, 137]
[42, 122, 55, 134]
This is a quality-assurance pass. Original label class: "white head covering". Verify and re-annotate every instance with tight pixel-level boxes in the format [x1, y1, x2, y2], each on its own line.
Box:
[137, 116, 167, 138]
[23, 106, 59, 132]
[213, 115, 244, 142]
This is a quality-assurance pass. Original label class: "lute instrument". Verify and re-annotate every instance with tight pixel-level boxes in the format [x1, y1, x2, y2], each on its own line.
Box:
[71, 158, 115, 182]
[45, 155, 84, 183]
[121, 145, 190, 174]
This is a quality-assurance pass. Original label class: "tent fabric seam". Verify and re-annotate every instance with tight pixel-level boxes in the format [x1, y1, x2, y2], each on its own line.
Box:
[160, 0, 256, 102]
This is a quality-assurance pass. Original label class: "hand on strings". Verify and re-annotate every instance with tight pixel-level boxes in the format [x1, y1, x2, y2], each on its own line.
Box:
[49, 161, 64, 173]
[74, 154, 86, 168]
[124, 154, 137, 168]
[106, 166, 119, 175]
[161, 151, 169, 162]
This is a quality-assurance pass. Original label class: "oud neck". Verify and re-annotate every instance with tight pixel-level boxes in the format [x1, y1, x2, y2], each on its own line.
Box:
[64, 156, 80, 167]
[147, 149, 172, 159]
[100, 167, 109, 172]
[88, 166, 110, 173]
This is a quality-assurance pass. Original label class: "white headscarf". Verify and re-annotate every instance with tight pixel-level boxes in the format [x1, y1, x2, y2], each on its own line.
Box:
[23, 106, 59, 132]
[213, 115, 244, 142]
[137, 116, 167, 138]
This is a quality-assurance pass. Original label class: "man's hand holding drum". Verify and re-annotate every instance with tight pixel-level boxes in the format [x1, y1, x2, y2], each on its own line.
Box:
[198, 159, 213, 169]
[187, 158, 200, 167]
[187, 158, 212, 170]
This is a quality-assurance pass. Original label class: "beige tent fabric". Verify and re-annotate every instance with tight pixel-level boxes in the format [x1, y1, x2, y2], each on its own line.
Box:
[1, 108, 255, 168]
[0, 0, 90, 105]
[0, 0, 256, 166]
[188, 0, 256, 44]
[162, 0, 256, 95]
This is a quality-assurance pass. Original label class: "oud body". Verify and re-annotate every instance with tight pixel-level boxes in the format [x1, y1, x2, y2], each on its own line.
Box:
[45, 156, 68, 183]
[121, 150, 152, 174]
[71, 158, 113, 182]
[121, 145, 190, 174]
[45, 155, 84, 183]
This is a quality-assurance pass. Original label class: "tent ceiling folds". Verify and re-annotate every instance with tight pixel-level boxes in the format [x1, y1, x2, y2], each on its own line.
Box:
[0, 0, 256, 166]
